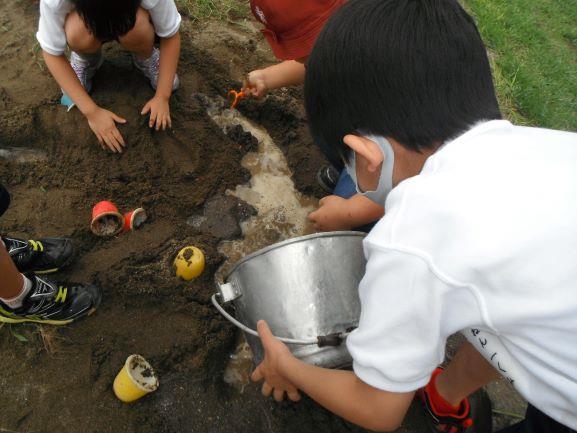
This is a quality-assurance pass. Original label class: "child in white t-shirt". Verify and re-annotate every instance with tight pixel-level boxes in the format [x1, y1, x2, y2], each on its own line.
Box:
[37, 0, 181, 152]
[251, 1, 577, 433]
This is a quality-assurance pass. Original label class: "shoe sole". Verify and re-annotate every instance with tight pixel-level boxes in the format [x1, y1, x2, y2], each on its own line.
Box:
[35, 267, 60, 275]
[0, 314, 74, 326]
[0, 307, 97, 326]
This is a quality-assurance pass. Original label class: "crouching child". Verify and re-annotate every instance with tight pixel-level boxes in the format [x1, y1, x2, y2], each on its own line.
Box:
[37, 0, 181, 152]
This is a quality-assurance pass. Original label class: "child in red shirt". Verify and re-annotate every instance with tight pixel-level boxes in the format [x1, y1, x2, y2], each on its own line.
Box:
[243, 0, 384, 232]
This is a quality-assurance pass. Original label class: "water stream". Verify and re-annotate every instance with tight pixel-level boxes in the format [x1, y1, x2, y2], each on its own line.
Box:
[198, 95, 318, 391]
[0, 147, 48, 163]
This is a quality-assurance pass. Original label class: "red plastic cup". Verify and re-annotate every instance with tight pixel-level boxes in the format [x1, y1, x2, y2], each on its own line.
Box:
[123, 208, 147, 232]
[91, 201, 124, 237]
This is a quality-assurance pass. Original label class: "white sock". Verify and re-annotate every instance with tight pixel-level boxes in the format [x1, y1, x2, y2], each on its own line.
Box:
[1, 274, 32, 309]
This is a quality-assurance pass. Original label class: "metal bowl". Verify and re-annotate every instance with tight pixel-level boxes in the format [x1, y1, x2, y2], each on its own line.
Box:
[214, 231, 366, 368]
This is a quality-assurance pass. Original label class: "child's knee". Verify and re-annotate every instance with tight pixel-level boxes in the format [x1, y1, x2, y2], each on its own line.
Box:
[65, 12, 99, 52]
[120, 8, 153, 44]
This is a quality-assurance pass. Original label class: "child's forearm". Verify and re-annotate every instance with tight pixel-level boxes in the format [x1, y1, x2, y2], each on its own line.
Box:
[281, 356, 413, 432]
[344, 194, 385, 228]
[261, 60, 306, 91]
[156, 33, 180, 99]
[43, 51, 98, 116]
[309, 194, 384, 232]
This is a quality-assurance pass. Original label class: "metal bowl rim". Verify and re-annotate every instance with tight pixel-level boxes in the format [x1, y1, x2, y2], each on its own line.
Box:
[224, 231, 366, 282]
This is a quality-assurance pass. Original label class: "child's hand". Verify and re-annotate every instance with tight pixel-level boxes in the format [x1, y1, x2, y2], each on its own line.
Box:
[242, 69, 268, 99]
[308, 195, 353, 232]
[251, 320, 301, 402]
[141, 95, 172, 131]
[86, 107, 127, 153]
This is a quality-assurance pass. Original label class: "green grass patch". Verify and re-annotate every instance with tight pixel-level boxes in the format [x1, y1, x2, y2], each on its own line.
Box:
[176, 0, 249, 22]
[465, 0, 577, 131]
[487, 50, 529, 125]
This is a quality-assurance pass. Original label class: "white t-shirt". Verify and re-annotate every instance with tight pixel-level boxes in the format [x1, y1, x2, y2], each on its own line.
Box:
[346, 120, 577, 429]
[37, 0, 181, 56]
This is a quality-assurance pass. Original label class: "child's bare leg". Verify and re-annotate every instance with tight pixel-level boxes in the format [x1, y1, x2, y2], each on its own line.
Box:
[65, 12, 102, 54]
[0, 241, 24, 299]
[118, 8, 154, 60]
[435, 341, 500, 405]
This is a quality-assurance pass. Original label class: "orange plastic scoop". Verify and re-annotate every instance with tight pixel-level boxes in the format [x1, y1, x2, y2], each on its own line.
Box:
[228, 90, 245, 109]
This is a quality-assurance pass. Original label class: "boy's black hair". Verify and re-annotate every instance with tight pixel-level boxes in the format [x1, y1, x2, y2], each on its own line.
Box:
[305, 0, 501, 165]
[72, 0, 141, 41]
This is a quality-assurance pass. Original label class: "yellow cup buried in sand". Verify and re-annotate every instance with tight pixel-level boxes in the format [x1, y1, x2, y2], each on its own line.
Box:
[113, 354, 159, 403]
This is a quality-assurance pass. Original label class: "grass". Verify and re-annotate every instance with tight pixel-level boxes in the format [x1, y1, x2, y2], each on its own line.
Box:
[0, 322, 66, 357]
[175, 0, 249, 22]
[0, 322, 28, 343]
[465, 0, 577, 131]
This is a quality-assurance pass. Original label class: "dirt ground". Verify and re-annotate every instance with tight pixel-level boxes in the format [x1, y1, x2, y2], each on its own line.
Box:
[0, 1, 526, 432]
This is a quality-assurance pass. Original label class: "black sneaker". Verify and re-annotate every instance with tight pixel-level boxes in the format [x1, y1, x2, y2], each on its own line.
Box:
[418, 368, 493, 433]
[4, 236, 73, 274]
[316, 165, 340, 193]
[0, 274, 102, 325]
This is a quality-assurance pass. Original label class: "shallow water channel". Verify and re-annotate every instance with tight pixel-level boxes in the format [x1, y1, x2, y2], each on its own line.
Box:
[201, 96, 318, 390]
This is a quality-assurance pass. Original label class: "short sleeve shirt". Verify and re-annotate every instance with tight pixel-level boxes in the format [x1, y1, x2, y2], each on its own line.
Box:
[37, 0, 181, 56]
[346, 121, 577, 430]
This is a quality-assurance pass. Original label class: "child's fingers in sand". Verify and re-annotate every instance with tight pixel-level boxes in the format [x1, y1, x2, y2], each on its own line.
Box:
[87, 107, 127, 152]
[103, 130, 124, 153]
[159, 113, 171, 131]
[96, 134, 106, 151]
[156, 113, 168, 131]
[142, 96, 171, 130]
[273, 388, 285, 402]
[261, 381, 273, 397]
[112, 129, 125, 148]
[251, 364, 264, 383]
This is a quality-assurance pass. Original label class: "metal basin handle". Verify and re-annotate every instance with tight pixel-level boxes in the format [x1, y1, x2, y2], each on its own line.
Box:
[211, 294, 349, 346]
[217, 281, 242, 303]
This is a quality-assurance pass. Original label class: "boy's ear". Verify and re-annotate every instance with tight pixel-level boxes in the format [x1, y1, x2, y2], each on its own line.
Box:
[343, 134, 384, 173]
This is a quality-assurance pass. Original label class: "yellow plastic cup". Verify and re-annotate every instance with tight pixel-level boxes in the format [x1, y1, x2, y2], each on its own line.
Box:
[113, 355, 159, 403]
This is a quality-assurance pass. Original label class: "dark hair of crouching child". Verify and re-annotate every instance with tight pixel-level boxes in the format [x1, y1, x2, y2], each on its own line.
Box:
[304, 0, 502, 164]
[71, 0, 142, 41]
